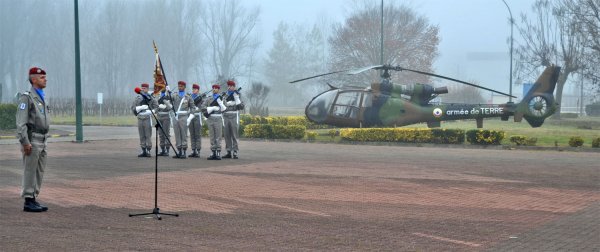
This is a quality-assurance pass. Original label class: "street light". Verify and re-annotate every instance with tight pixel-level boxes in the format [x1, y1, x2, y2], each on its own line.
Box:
[501, 0, 514, 102]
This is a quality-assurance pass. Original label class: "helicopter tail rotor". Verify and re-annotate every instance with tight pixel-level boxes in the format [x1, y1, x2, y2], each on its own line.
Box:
[515, 65, 560, 127]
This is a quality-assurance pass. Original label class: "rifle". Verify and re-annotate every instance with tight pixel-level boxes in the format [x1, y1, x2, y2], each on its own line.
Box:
[202, 94, 222, 118]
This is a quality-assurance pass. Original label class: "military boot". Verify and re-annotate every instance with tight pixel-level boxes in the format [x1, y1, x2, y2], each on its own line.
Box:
[146, 147, 152, 157]
[33, 197, 48, 211]
[233, 150, 239, 159]
[173, 148, 182, 158]
[188, 149, 199, 158]
[23, 198, 43, 212]
[222, 151, 232, 159]
[158, 146, 168, 156]
[215, 150, 222, 160]
[207, 150, 218, 160]
[138, 148, 147, 157]
[181, 148, 187, 159]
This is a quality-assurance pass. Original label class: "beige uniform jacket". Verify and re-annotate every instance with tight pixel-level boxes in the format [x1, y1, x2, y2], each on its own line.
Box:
[16, 87, 50, 145]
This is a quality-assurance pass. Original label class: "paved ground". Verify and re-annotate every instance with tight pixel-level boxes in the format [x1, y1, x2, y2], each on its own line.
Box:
[0, 126, 599, 251]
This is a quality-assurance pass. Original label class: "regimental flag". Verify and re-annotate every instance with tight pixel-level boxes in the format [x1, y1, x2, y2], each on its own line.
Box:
[153, 41, 167, 96]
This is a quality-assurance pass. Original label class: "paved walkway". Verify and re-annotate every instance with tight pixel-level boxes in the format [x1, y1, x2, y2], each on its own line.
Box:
[0, 125, 138, 145]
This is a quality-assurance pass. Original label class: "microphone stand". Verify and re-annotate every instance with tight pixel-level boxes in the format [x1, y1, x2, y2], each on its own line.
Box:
[129, 93, 179, 220]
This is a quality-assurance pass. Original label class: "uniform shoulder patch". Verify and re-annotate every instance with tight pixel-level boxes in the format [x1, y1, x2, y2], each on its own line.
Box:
[19, 103, 27, 110]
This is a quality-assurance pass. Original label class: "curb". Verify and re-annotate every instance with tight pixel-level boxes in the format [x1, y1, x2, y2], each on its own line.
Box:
[0, 133, 75, 139]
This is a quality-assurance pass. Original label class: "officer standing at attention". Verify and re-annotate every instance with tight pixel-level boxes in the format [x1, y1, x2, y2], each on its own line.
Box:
[221, 80, 244, 159]
[16, 67, 51, 212]
[187, 84, 204, 158]
[171, 81, 195, 158]
[131, 83, 158, 157]
[155, 88, 173, 156]
[202, 84, 227, 160]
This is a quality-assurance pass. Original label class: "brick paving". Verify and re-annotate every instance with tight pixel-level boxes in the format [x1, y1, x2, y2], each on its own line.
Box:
[0, 137, 598, 251]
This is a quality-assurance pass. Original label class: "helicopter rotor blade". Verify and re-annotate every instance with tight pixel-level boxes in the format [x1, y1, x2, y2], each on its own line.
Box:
[289, 69, 349, 83]
[347, 65, 384, 75]
[396, 66, 517, 98]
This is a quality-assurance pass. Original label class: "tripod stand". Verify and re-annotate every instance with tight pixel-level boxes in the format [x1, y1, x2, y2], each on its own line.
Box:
[129, 94, 179, 220]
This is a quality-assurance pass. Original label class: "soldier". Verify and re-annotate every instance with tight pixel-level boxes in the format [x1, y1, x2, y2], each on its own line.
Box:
[155, 88, 173, 156]
[222, 80, 244, 159]
[202, 84, 227, 160]
[16, 67, 51, 212]
[171, 81, 195, 158]
[131, 83, 158, 157]
[187, 84, 204, 158]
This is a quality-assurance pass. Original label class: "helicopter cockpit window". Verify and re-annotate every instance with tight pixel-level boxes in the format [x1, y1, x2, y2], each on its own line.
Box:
[305, 89, 337, 123]
[332, 91, 361, 119]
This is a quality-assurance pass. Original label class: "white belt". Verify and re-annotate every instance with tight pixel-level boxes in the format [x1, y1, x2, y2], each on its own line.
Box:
[138, 111, 151, 116]
[176, 111, 189, 115]
[224, 111, 238, 114]
[31, 132, 49, 139]
[158, 112, 170, 115]
[209, 114, 222, 117]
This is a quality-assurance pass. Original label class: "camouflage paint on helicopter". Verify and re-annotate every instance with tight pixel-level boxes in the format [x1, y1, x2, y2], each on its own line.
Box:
[300, 65, 560, 128]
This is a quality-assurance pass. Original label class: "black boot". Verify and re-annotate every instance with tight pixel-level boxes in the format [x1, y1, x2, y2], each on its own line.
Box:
[222, 151, 232, 159]
[173, 148, 182, 158]
[189, 149, 199, 158]
[23, 198, 43, 212]
[215, 150, 222, 160]
[158, 146, 168, 156]
[138, 148, 147, 157]
[207, 150, 217, 160]
[195, 149, 201, 158]
[146, 147, 152, 157]
[33, 197, 48, 211]
[181, 148, 187, 159]
[233, 150, 239, 159]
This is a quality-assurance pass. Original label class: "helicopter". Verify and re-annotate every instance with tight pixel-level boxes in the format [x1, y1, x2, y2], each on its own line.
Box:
[290, 64, 560, 128]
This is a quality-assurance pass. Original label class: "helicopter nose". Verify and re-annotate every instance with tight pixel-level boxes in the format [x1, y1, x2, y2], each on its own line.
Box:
[305, 99, 328, 123]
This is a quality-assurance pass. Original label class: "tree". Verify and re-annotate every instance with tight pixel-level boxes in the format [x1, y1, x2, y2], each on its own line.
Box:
[198, 0, 261, 83]
[245, 81, 270, 116]
[440, 82, 486, 104]
[514, 0, 586, 119]
[328, 2, 439, 86]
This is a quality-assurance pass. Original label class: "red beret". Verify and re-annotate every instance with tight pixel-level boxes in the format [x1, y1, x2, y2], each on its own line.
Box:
[212, 84, 221, 89]
[227, 80, 236, 86]
[29, 67, 46, 75]
[178, 80, 186, 86]
[141, 83, 149, 88]
[192, 84, 200, 89]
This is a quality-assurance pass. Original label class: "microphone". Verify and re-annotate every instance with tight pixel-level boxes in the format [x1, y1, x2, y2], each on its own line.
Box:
[134, 87, 151, 100]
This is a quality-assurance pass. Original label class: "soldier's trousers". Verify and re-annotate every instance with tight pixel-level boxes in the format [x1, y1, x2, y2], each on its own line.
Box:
[137, 116, 152, 149]
[21, 134, 47, 199]
[207, 114, 223, 151]
[223, 112, 239, 152]
[157, 114, 171, 148]
[173, 114, 189, 149]
[189, 113, 202, 150]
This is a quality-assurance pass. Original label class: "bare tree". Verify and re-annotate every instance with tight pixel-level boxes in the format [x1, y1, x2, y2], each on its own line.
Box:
[440, 83, 486, 104]
[328, 2, 439, 86]
[515, 0, 586, 119]
[198, 0, 261, 82]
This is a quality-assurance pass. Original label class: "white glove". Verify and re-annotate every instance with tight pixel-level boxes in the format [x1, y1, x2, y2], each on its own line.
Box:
[217, 98, 227, 111]
[135, 105, 149, 113]
[206, 106, 219, 114]
[186, 113, 195, 126]
[234, 93, 241, 105]
[158, 104, 166, 109]
[226, 101, 235, 106]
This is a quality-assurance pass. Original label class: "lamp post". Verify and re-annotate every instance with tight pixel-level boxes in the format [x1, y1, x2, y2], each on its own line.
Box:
[501, 0, 514, 102]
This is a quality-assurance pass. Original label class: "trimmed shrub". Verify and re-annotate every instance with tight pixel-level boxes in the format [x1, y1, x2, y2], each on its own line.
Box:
[509, 135, 538, 146]
[306, 131, 317, 141]
[244, 124, 305, 139]
[0, 103, 17, 130]
[244, 124, 272, 138]
[592, 137, 600, 148]
[340, 128, 464, 144]
[466, 129, 505, 145]
[327, 129, 338, 139]
[431, 129, 465, 144]
[568, 136, 584, 147]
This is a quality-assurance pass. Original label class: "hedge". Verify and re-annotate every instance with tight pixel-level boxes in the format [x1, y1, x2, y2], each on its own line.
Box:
[509, 135, 538, 146]
[568, 136, 584, 147]
[340, 128, 465, 144]
[243, 124, 306, 139]
[465, 129, 505, 145]
[0, 103, 17, 130]
[592, 137, 600, 148]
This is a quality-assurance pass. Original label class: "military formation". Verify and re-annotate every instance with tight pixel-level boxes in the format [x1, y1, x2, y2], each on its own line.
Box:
[131, 79, 244, 160]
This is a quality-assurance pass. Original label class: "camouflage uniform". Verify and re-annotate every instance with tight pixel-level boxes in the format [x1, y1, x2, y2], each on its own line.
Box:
[202, 91, 226, 160]
[131, 92, 158, 157]
[222, 90, 244, 159]
[171, 91, 195, 158]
